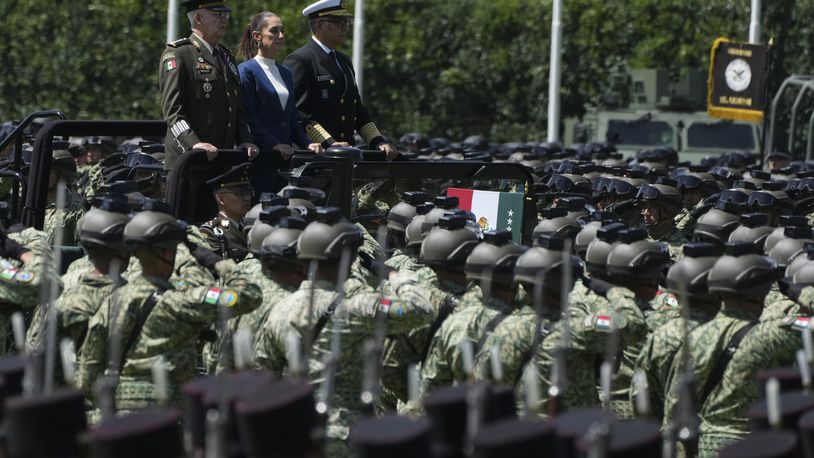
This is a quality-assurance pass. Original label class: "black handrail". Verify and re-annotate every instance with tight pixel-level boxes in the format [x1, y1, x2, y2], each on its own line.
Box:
[25, 120, 166, 228]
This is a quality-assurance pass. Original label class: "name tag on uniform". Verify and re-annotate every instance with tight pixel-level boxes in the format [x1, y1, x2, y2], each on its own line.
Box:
[317, 75, 332, 81]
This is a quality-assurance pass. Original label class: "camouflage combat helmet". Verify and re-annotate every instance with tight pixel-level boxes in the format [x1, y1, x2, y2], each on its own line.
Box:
[708, 242, 778, 298]
[606, 228, 670, 281]
[405, 203, 435, 250]
[464, 231, 527, 286]
[728, 213, 774, 251]
[260, 217, 308, 265]
[297, 208, 363, 261]
[764, 215, 808, 254]
[636, 178, 683, 215]
[693, 202, 742, 245]
[665, 243, 721, 302]
[574, 213, 618, 259]
[247, 206, 291, 255]
[514, 235, 583, 289]
[78, 202, 131, 253]
[388, 191, 429, 234]
[421, 196, 460, 235]
[583, 222, 627, 278]
[768, 226, 813, 268]
[123, 211, 188, 250]
[420, 215, 480, 269]
[532, 208, 581, 241]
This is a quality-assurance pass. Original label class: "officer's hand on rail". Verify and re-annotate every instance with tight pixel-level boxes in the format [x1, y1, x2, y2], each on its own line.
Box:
[240, 142, 260, 160]
[194, 142, 219, 161]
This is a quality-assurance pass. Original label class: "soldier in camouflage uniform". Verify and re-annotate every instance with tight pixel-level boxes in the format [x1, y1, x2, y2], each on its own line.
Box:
[673, 170, 719, 237]
[593, 228, 672, 418]
[630, 243, 721, 424]
[44, 148, 84, 246]
[663, 243, 799, 456]
[383, 191, 428, 271]
[636, 178, 687, 259]
[237, 216, 308, 354]
[420, 229, 525, 394]
[26, 200, 132, 358]
[472, 236, 584, 393]
[253, 208, 434, 457]
[199, 163, 254, 263]
[379, 212, 478, 412]
[78, 210, 262, 410]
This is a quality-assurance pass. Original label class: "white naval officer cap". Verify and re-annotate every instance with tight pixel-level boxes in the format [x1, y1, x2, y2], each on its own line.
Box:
[302, 0, 353, 19]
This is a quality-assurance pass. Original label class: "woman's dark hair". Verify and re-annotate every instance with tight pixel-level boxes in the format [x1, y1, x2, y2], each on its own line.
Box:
[237, 11, 279, 61]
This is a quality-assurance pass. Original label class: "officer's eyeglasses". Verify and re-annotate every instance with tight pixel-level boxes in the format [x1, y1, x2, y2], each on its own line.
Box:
[320, 18, 351, 30]
[223, 188, 254, 198]
[205, 10, 230, 19]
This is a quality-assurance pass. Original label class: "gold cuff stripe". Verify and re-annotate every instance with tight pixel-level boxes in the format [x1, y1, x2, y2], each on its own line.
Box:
[359, 122, 382, 144]
[306, 124, 332, 143]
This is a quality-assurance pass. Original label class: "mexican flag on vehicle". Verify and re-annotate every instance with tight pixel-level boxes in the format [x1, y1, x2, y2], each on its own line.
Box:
[447, 188, 524, 243]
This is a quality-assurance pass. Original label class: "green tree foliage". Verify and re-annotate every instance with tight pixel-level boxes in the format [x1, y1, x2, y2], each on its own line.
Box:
[1, 0, 813, 142]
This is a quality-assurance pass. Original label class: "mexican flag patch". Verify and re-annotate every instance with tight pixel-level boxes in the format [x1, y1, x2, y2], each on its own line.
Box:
[792, 316, 812, 331]
[164, 59, 177, 72]
[204, 288, 222, 305]
[595, 315, 612, 332]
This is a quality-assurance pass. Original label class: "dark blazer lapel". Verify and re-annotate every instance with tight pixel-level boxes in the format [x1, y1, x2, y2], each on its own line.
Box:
[308, 39, 345, 87]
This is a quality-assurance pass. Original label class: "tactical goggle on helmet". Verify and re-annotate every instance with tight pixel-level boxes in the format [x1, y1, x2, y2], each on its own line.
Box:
[545, 174, 593, 197]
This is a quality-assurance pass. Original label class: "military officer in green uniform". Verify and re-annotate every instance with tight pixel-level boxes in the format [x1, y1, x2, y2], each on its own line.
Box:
[286, 0, 399, 159]
[199, 163, 253, 262]
[159, 0, 258, 170]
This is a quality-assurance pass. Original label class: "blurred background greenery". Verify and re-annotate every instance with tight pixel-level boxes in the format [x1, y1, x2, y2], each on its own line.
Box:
[0, 0, 808, 141]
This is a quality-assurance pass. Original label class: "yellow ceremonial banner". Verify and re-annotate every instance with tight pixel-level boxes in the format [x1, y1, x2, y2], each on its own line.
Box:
[707, 37, 770, 123]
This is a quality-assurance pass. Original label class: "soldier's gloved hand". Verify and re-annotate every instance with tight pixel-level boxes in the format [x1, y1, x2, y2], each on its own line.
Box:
[0, 236, 30, 262]
[582, 277, 615, 297]
[778, 277, 805, 302]
[185, 241, 222, 269]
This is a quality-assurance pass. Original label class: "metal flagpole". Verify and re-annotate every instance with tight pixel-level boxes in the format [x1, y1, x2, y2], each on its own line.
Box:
[547, 0, 563, 143]
[167, 0, 179, 44]
[353, 0, 366, 99]
[749, 0, 761, 44]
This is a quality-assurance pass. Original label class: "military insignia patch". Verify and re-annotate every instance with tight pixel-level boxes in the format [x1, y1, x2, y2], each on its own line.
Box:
[595, 315, 612, 331]
[14, 271, 34, 283]
[164, 59, 177, 72]
[378, 298, 392, 314]
[0, 268, 17, 281]
[218, 290, 238, 307]
[203, 82, 213, 93]
[204, 288, 222, 305]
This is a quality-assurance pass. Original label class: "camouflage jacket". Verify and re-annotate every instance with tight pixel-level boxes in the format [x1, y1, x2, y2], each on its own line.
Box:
[420, 291, 521, 394]
[77, 260, 261, 410]
[629, 306, 717, 423]
[698, 313, 803, 454]
[663, 308, 764, 452]
[526, 287, 647, 418]
[44, 187, 84, 246]
[254, 278, 434, 441]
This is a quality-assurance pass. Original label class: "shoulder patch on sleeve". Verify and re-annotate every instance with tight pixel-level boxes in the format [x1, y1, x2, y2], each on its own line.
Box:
[218, 289, 238, 308]
[166, 37, 191, 48]
[14, 270, 34, 284]
[0, 268, 17, 281]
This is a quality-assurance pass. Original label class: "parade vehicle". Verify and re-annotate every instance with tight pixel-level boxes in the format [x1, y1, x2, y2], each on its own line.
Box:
[563, 68, 762, 164]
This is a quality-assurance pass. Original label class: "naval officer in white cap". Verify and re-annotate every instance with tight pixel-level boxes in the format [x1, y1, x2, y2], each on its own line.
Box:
[284, 0, 400, 160]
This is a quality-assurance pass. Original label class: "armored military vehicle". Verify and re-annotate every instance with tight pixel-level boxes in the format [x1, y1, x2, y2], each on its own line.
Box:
[563, 69, 761, 164]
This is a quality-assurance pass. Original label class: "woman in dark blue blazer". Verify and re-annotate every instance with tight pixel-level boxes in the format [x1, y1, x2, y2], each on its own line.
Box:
[238, 11, 322, 194]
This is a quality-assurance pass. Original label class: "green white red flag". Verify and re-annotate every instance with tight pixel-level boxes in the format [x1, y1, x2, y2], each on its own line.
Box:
[447, 188, 524, 242]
